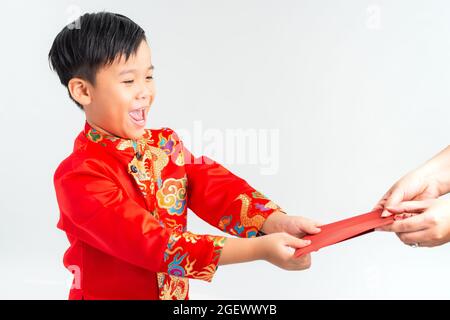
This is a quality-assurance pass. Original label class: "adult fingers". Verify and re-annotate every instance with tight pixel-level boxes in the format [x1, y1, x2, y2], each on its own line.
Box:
[386, 200, 432, 214]
[386, 214, 428, 233]
[373, 190, 391, 211]
[396, 229, 430, 245]
[381, 188, 405, 217]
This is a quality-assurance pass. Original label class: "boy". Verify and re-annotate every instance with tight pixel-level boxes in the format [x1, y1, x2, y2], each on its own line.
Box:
[49, 12, 321, 300]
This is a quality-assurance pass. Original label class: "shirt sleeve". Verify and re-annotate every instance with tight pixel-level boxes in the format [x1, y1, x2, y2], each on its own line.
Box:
[170, 130, 283, 238]
[54, 159, 226, 282]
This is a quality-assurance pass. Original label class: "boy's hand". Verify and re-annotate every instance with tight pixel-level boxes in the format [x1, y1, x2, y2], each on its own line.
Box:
[258, 232, 312, 270]
[261, 210, 322, 238]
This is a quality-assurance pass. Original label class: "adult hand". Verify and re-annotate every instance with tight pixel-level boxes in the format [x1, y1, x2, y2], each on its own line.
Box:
[375, 146, 450, 218]
[374, 169, 442, 217]
[377, 199, 450, 247]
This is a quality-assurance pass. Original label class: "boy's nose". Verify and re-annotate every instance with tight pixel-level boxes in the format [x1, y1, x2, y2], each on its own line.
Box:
[136, 86, 152, 102]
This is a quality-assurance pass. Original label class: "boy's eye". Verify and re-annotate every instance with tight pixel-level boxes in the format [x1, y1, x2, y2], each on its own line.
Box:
[123, 80, 134, 84]
[146, 76, 153, 80]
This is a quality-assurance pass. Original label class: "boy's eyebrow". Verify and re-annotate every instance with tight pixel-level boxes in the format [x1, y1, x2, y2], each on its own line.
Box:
[118, 65, 154, 76]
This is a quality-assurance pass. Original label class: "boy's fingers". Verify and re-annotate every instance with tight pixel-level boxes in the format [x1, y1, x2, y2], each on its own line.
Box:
[284, 246, 296, 255]
[293, 254, 312, 267]
[311, 219, 324, 227]
[300, 219, 322, 234]
[286, 235, 311, 249]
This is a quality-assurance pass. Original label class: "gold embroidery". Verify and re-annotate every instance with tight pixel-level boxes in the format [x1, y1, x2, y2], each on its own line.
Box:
[156, 177, 187, 216]
[116, 140, 134, 151]
[182, 232, 201, 244]
[86, 125, 193, 300]
[237, 194, 266, 230]
[158, 275, 189, 300]
[184, 263, 218, 282]
[252, 191, 268, 199]
[264, 200, 279, 210]
[147, 146, 169, 183]
[128, 154, 152, 196]
[164, 218, 179, 229]
[112, 128, 193, 300]
[166, 246, 183, 257]
[175, 152, 185, 166]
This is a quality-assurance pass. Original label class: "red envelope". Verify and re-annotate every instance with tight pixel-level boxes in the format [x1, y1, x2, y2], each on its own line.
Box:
[294, 209, 395, 257]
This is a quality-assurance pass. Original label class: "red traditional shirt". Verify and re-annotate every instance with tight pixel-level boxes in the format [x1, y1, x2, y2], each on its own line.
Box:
[54, 122, 281, 300]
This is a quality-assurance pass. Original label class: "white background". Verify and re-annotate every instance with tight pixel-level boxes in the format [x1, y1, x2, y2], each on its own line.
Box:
[0, 0, 449, 299]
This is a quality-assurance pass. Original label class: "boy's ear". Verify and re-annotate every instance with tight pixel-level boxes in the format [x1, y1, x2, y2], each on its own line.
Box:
[68, 77, 92, 106]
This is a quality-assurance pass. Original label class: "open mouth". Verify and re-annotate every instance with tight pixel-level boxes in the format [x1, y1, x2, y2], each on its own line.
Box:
[129, 107, 146, 127]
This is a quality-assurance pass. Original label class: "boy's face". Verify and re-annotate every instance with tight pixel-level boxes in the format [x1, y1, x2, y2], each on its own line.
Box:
[84, 40, 155, 140]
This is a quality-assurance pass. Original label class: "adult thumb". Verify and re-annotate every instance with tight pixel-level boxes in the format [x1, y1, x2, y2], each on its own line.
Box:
[381, 189, 404, 217]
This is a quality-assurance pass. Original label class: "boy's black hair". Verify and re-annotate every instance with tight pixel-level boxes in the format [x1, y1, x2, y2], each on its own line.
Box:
[48, 12, 146, 109]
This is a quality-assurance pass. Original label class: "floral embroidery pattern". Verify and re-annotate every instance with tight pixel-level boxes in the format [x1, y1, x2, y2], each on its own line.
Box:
[86, 128, 103, 143]
[158, 132, 177, 156]
[156, 177, 187, 216]
[158, 131, 185, 166]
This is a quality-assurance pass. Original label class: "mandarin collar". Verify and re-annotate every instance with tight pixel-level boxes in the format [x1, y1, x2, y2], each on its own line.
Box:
[83, 121, 152, 159]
